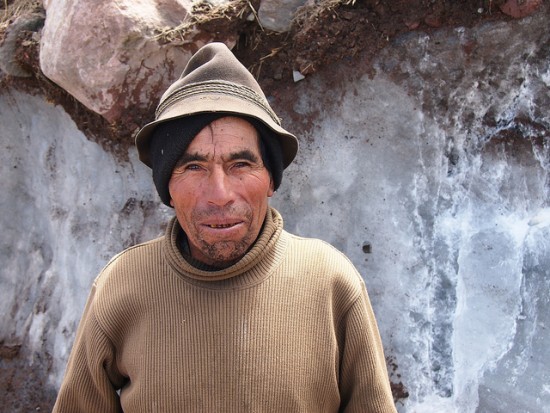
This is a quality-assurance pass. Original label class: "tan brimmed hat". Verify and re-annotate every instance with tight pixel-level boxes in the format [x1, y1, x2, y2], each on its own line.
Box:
[135, 42, 298, 170]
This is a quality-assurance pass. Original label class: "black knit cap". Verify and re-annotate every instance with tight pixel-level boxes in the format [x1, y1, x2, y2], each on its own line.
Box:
[150, 113, 285, 206]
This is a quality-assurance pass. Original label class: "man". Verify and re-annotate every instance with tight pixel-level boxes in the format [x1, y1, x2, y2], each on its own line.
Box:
[53, 42, 397, 412]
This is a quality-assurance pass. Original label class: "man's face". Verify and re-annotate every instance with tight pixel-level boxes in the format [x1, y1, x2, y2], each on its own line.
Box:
[168, 116, 274, 268]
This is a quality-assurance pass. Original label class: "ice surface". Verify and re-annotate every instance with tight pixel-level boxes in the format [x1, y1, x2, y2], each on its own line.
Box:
[272, 12, 549, 413]
[0, 90, 172, 387]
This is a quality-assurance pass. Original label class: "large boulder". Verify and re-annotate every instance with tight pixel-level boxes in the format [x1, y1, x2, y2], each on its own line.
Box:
[39, 0, 236, 123]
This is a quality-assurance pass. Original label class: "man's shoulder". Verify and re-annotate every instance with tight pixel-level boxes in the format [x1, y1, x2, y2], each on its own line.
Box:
[285, 231, 353, 261]
[112, 235, 164, 261]
[88, 235, 166, 322]
[283, 231, 364, 284]
[95, 235, 165, 286]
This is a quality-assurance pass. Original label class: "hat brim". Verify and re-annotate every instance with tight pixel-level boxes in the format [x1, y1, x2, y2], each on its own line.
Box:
[135, 93, 298, 169]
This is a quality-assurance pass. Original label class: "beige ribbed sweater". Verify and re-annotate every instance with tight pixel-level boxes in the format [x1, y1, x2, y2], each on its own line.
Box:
[53, 208, 396, 412]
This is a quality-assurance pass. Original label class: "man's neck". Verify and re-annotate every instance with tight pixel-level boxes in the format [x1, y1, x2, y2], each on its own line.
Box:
[175, 231, 237, 271]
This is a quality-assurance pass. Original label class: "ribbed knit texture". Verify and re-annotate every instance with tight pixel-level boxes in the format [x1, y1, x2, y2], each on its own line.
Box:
[53, 208, 397, 413]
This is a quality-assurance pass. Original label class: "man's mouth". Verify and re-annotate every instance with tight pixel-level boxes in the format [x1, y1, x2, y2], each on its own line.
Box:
[207, 223, 237, 229]
[203, 219, 244, 229]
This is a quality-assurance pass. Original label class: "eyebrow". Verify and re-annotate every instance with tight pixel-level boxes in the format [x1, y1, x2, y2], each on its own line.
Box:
[227, 150, 260, 163]
[174, 153, 208, 168]
[175, 149, 261, 168]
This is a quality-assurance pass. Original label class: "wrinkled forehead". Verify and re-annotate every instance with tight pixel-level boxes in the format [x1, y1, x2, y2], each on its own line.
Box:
[186, 116, 262, 154]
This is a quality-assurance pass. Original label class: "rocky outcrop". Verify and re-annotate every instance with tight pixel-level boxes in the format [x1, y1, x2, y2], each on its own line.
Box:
[4, 0, 543, 129]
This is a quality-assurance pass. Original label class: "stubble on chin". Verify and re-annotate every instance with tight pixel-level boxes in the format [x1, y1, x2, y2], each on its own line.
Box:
[198, 237, 254, 268]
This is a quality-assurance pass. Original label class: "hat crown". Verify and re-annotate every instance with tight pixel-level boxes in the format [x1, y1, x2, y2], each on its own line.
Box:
[173, 43, 263, 95]
[157, 43, 273, 120]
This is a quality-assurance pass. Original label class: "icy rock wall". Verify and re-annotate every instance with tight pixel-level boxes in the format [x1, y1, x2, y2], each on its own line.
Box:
[1, 8, 549, 413]
[0, 90, 172, 397]
[270, 12, 549, 413]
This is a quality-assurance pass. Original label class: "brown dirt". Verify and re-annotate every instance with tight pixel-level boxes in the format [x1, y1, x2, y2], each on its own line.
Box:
[0, 0, 542, 410]
[233, 0, 516, 93]
[0, 342, 57, 412]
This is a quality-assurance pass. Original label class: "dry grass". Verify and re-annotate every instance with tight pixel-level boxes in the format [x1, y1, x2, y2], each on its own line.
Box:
[154, 0, 251, 43]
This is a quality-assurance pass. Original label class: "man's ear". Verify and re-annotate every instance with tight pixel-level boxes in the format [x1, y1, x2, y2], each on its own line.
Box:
[170, 198, 174, 207]
[267, 178, 275, 198]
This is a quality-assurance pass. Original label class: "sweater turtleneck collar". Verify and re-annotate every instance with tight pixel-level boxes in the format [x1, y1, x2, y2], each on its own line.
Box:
[163, 207, 287, 288]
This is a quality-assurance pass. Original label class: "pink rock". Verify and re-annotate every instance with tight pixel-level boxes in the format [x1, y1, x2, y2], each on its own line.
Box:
[39, 0, 236, 123]
[499, 0, 542, 19]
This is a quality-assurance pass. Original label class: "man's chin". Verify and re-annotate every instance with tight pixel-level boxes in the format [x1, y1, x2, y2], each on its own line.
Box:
[196, 240, 251, 268]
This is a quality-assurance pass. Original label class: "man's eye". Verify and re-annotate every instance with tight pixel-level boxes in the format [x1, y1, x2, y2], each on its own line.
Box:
[173, 164, 201, 174]
[185, 164, 202, 171]
[233, 161, 252, 169]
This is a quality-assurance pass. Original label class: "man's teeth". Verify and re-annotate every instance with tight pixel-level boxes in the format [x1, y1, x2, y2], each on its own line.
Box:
[208, 223, 234, 228]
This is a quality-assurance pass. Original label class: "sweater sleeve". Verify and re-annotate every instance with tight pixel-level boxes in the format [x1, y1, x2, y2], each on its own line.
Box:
[53, 280, 125, 413]
[338, 283, 397, 413]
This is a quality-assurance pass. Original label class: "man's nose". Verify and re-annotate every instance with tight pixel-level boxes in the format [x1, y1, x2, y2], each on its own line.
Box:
[206, 167, 234, 206]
